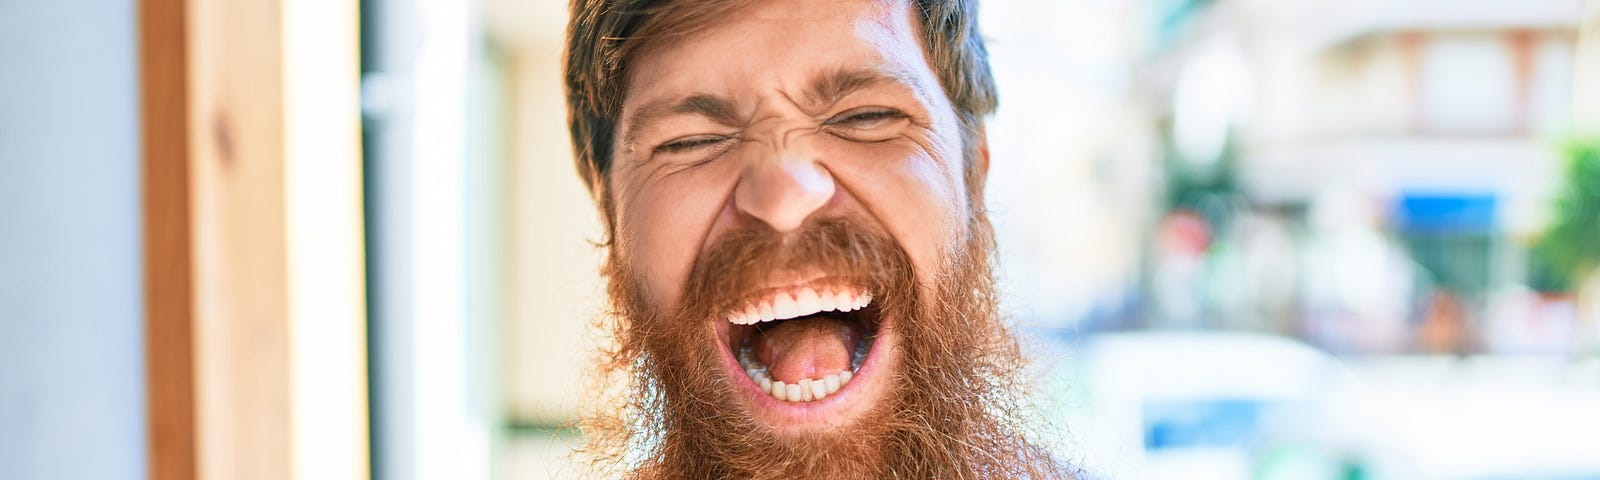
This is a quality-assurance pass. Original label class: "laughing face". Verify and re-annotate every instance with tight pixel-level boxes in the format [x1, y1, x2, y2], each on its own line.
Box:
[576, 0, 1071, 478]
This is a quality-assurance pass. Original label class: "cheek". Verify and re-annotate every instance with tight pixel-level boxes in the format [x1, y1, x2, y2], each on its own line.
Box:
[825, 135, 968, 284]
[613, 161, 741, 308]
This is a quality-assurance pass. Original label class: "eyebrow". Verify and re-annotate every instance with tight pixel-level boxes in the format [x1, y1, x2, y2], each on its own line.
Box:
[801, 66, 926, 111]
[620, 66, 928, 151]
[622, 94, 742, 151]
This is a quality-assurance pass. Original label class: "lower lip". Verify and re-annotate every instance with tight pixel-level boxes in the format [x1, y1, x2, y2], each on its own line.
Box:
[715, 319, 890, 424]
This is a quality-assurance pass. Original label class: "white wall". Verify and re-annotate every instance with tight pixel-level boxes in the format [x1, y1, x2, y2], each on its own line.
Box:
[0, 0, 146, 478]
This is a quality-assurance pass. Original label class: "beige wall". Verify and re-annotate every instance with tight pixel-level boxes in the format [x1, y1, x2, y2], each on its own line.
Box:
[502, 34, 607, 425]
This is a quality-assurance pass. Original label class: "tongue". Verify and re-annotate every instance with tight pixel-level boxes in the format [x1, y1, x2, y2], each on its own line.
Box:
[752, 315, 860, 384]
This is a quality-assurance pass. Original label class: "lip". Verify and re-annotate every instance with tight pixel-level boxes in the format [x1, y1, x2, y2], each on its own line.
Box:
[711, 288, 892, 430]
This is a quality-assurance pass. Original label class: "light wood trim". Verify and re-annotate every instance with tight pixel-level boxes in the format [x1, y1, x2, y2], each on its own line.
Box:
[141, 0, 367, 477]
[283, 0, 369, 477]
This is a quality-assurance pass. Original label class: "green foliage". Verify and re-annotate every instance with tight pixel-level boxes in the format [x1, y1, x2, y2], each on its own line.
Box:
[1535, 137, 1600, 291]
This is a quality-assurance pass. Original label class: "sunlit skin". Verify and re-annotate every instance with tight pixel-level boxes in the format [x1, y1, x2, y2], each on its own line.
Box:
[609, 0, 988, 432]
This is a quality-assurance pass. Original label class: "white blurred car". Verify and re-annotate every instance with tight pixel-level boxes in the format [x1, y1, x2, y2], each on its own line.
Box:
[1041, 331, 1600, 480]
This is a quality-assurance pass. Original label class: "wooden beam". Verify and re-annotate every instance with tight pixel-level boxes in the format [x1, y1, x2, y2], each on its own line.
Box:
[141, 0, 196, 476]
[141, 0, 367, 477]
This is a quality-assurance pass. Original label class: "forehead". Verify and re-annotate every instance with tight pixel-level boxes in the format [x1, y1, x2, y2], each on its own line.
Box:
[624, 0, 930, 105]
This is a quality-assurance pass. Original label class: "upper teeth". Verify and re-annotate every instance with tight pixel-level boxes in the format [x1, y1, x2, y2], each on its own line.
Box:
[727, 287, 872, 325]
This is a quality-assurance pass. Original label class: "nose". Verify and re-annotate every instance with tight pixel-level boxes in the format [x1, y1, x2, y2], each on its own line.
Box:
[733, 152, 835, 233]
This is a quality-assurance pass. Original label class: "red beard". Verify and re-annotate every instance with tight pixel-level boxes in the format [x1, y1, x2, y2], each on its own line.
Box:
[578, 210, 1077, 479]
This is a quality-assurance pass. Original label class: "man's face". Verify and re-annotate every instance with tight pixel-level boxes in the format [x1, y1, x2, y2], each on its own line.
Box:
[612, 0, 973, 431]
[587, 0, 1064, 477]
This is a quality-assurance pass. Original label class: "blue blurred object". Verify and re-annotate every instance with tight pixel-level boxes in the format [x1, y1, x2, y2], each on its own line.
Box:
[1144, 399, 1264, 450]
[1394, 194, 1498, 235]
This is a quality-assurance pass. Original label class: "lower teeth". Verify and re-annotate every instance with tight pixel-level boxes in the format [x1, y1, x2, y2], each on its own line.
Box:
[738, 338, 868, 403]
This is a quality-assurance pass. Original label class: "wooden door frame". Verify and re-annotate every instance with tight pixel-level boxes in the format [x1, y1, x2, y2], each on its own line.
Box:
[141, 0, 368, 477]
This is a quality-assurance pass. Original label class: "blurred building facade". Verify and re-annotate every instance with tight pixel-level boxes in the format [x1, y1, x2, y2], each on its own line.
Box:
[1124, 0, 1596, 356]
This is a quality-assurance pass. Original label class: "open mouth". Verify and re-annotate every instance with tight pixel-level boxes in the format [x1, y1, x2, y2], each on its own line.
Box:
[720, 283, 883, 405]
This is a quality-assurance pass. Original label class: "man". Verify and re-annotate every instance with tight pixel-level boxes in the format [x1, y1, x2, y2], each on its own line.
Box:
[563, 0, 1075, 477]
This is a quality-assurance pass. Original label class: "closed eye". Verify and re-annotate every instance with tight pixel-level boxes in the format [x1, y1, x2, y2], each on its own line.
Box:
[655, 135, 731, 154]
[826, 107, 907, 128]
[824, 107, 909, 142]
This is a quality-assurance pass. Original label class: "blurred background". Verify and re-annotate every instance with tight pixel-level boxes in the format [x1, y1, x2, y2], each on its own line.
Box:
[478, 0, 1600, 478]
[3, 0, 1599, 479]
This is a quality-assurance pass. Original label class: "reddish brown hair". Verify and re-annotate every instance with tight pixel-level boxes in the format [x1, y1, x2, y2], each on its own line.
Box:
[562, 0, 998, 233]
